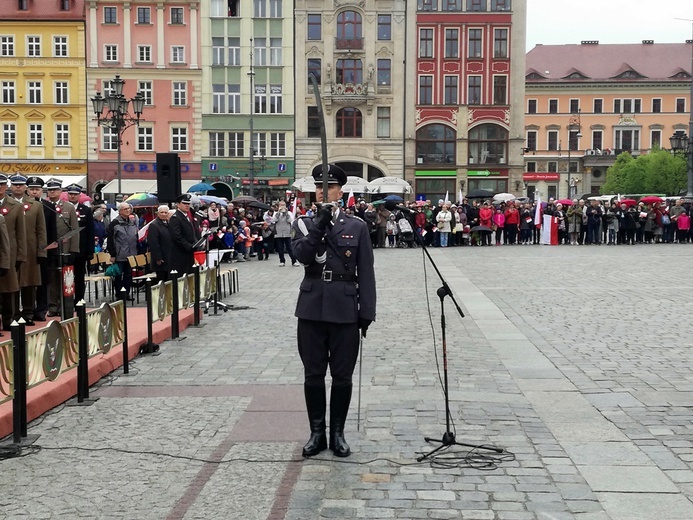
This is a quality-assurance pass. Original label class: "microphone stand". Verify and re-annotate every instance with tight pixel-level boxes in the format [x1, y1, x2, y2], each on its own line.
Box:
[395, 208, 503, 461]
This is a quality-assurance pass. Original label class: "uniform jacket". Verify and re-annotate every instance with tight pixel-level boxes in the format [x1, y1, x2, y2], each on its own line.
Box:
[19, 196, 47, 288]
[0, 197, 26, 293]
[0, 214, 10, 272]
[74, 202, 95, 259]
[291, 210, 376, 324]
[148, 218, 172, 272]
[168, 208, 200, 275]
[53, 200, 80, 254]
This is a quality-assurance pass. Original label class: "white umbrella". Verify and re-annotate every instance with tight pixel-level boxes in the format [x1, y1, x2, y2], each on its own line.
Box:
[342, 176, 370, 193]
[367, 176, 413, 194]
[292, 176, 316, 192]
[492, 192, 516, 202]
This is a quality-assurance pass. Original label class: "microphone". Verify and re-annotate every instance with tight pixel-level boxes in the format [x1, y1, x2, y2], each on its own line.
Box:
[384, 200, 415, 214]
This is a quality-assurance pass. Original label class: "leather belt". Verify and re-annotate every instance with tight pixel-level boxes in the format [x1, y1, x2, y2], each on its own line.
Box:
[305, 270, 357, 283]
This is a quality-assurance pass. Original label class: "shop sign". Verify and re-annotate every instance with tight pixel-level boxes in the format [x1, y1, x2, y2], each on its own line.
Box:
[523, 173, 560, 181]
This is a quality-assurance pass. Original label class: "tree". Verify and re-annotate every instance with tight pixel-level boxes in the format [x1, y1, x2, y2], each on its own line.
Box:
[601, 149, 686, 195]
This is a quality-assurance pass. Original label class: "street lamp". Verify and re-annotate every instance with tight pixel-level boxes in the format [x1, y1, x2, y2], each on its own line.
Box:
[672, 19, 693, 201]
[566, 111, 582, 199]
[91, 75, 145, 199]
[247, 39, 256, 198]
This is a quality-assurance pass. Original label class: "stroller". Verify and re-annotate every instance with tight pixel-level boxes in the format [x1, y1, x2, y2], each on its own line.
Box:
[397, 217, 417, 248]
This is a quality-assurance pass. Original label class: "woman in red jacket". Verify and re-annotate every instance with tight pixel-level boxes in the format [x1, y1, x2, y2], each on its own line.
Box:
[478, 202, 493, 246]
[503, 202, 520, 245]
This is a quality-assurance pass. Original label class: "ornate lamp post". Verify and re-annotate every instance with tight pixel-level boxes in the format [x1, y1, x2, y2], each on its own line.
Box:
[567, 111, 582, 199]
[91, 75, 145, 199]
[247, 39, 256, 198]
[671, 21, 693, 202]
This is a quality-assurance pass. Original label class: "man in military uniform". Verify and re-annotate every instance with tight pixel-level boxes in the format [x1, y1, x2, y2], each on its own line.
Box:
[45, 179, 79, 318]
[0, 174, 26, 330]
[10, 175, 46, 325]
[65, 183, 94, 303]
[291, 164, 376, 458]
[27, 176, 56, 321]
[168, 193, 200, 276]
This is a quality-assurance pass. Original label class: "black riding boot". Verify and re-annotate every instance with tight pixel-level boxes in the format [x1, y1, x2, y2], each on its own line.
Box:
[329, 384, 352, 457]
[302, 383, 327, 457]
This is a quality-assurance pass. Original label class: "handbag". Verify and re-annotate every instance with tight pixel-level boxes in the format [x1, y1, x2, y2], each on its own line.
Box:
[436, 221, 445, 230]
[662, 214, 671, 225]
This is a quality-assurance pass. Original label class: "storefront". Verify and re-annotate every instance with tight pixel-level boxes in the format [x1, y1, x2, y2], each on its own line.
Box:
[467, 169, 508, 193]
[522, 173, 560, 201]
[414, 170, 457, 202]
[202, 158, 294, 203]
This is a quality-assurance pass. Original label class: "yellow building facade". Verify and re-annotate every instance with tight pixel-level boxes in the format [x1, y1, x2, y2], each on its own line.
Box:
[0, 21, 87, 178]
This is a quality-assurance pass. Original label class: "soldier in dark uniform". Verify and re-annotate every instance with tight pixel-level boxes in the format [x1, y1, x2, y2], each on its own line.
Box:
[291, 164, 376, 458]
[26, 176, 55, 321]
[168, 193, 200, 276]
[66, 183, 94, 303]
[0, 174, 26, 330]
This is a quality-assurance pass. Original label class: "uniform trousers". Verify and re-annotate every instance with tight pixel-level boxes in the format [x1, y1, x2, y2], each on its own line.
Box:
[73, 255, 89, 303]
[297, 319, 359, 387]
[14, 286, 36, 321]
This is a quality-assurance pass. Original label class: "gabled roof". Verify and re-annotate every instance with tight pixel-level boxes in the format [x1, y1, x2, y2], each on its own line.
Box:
[526, 42, 692, 83]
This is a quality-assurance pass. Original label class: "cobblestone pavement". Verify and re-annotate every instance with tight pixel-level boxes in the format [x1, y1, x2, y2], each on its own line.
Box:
[3, 244, 693, 519]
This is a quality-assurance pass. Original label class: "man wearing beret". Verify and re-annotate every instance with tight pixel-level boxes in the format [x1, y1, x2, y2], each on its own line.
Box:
[66, 183, 94, 304]
[0, 174, 26, 330]
[168, 193, 200, 276]
[291, 163, 376, 458]
[26, 176, 56, 321]
[10, 175, 46, 325]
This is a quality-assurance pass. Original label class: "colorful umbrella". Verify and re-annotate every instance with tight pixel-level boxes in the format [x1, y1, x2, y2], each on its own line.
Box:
[198, 195, 228, 207]
[125, 192, 159, 207]
[187, 182, 215, 193]
[639, 196, 664, 204]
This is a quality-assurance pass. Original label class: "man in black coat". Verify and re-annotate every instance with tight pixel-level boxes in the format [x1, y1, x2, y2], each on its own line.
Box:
[26, 176, 55, 321]
[66, 183, 94, 303]
[168, 193, 200, 276]
[148, 205, 172, 281]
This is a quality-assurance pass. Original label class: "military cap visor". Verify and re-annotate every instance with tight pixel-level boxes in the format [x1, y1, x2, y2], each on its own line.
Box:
[26, 176, 44, 188]
[66, 184, 82, 194]
[10, 174, 27, 185]
[311, 164, 347, 186]
[176, 193, 193, 203]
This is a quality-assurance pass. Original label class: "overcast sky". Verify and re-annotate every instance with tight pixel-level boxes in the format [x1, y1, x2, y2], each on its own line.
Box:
[526, 0, 693, 51]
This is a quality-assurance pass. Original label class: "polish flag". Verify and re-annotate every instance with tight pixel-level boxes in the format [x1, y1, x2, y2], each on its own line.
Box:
[291, 197, 299, 218]
[444, 190, 450, 204]
[347, 189, 355, 208]
[534, 195, 542, 228]
[137, 219, 152, 242]
[458, 189, 464, 205]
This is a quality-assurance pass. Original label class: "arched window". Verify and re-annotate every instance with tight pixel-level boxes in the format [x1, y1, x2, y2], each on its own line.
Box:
[337, 11, 362, 39]
[336, 108, 362, 138]
[336, 59, 362, 84]
[416, 124, 456, 164]
[468, 124, 508, 164]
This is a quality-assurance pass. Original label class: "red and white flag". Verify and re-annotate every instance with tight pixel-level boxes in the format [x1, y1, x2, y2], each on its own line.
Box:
[534, 195, 542, 228]
[138, 219, 152, 242]
[291, 197, 299, 218]
[347, 189, 355, 208]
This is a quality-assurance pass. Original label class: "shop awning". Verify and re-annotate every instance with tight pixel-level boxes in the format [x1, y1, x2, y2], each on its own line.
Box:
[100, 179, 200, 195]
[34, 175, 87, 188]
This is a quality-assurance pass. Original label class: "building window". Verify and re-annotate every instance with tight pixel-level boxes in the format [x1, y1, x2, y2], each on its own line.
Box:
[137, 7, 151, 24]
[615, 128, 639, 152]
[593, 99, 602, 114]
[209, 132, 225, 157]
[377, 59, 391, 86]
[677, 98, 686, 113]
[28, 81, 42, 104]
[27, 36, 41, 57]
[102, 126, 118, 150]
[270, 132, 285, 156]
[251, 132, 267, 156]
[254, 38, 266, 66]
[138, 81, 153, 105]
[469, 124, 508, 164]
[547, 130, 558, 151]
[613, 99, 621, 113]
[444, 0, 462, 11]
[104, 44, 118, 62]
[254, 85, 267, 114]
[569, 99, 579, 113]
[445, 29, 458, 58]
[1, 81, 15, 104]
[137, 45, 151, 63]
[29, 124, 43, 146]
[171, 7, 184, 24]
[308, 58, 321, 85]
[212, 84, 228, 113]
[651, 130, 661, 149]
[269, 0, 282, 17]
[307, 106, 321, 137]
[3, 123, 16, 146]
[592, 130, 602, 151]
[526, 130, 537, 151]
[493, 29, 508, 58]
[336, 107, 362, 138]
[337, 11, 362, 42]
[212, 37, 224, 66]
[270, 38, 282, 66]
[53, 36, 68, 57]
[467, 0, 487, 11]
[228, 132, 244, 157]
[308, 14, 322, 40]
[171, 127, 188, 151]
[419, 76, 433, 105]
[652, 98, 661, 113]
[378, 15, 391, 40]
[468, 29, 482, 58]
[549, 99, 558, 113]
[104, 6, 117, 24]
[254, 0, 267, 18]
[171, 46, 185, 63]
[568, 130, 580, 151]
[227, 37, 240, 65]
[526, 161, 536, 172]
[54, 81, 68, 104]
[444, 76, 458, 105]
[527, 99, 537, 114]
[377, 107, 391, 138]
[0, 36, 14, 57]
[547, 161, 557, 172]
[53, 123, 69, 147]
[229, 84, 241, 113]
[417, 0, 438, 11]
[468, 76, 481, 105]
[419, 29, 434, 58]
[269, 85, 282, 114]
[491, 0, 510, 10]
[137, 126, 153, 151]
[18, 0, 28, 10]
[172, 82, 186, 106]
[416, 124, 456, 164]
[336, 59, 362, 84]
[493, 76, 507, 105]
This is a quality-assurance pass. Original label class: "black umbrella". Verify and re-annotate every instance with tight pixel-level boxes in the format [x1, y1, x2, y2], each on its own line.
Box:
[231, 195, 258, 204]
[470, 225, 492, 232]
[466, 189, 495, 199]
[248, 200, 271, 210]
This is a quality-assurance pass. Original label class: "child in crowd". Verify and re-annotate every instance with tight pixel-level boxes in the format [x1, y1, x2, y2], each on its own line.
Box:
[386, 214, 398, 247]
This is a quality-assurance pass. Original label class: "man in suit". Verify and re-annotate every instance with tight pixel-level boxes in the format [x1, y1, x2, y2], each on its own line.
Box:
[148, 205, 172, 281]
[168, 193, 200, 276]
[27, 176, 56, 321]
[45, 179, 79, 318]
[9, 175, 46, 325]
[0, 174, 27, 330]
[291, 164, 376, 458]
[65, 183, 94, 303]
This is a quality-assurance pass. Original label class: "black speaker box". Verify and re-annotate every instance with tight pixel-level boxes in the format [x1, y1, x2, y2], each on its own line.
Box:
[156, 153, 181, 203]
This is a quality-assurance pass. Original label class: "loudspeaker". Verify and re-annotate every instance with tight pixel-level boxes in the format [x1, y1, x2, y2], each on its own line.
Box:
[156, 153, 181, 203]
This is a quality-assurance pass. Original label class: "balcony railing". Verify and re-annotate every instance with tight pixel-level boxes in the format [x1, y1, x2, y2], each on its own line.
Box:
[334, 37, 364, 50]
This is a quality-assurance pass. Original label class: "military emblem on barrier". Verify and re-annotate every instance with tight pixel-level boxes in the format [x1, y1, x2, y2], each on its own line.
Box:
[182, 278, 190, 308]
[204, 270, 212, 297]
[63, 265, 75, 297]
[158, 284, 166, 321]
[42, 321, 64, 382]
[98, 304, 113, 353]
